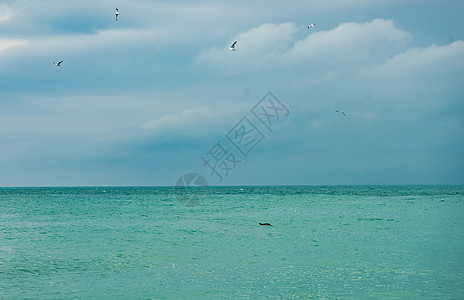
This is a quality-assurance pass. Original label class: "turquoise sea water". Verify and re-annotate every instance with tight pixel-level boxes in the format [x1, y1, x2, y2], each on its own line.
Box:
[1, 185, 463, 299]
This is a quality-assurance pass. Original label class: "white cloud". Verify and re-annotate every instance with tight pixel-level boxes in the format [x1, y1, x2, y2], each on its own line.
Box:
[372, 40, 464, 77]
[0, 3, 13, 22]
[142, 107, 213, 130]
[195, 22, 298, 72]
[11, 28, 165, 56]
[141, 106, 240, 139]
[282, 19, 410, 65]
[195, 19, 411, 76]
[0, 39, 26, 52]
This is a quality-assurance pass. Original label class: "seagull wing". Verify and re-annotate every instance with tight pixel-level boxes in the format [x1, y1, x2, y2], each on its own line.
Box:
[57, 60, 63, 66]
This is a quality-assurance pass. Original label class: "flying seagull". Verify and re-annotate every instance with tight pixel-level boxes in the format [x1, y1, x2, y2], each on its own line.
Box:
[308, 23, 316, 29]
[230, 41, 237, 51]
[287, 103, 294, 108]
[336, 110, 346, 116]
[53, 60, 63, 67]
[115, 8, 119, 21]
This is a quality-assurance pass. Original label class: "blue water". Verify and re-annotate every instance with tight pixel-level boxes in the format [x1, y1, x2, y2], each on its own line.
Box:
[1, 186, 463, 299]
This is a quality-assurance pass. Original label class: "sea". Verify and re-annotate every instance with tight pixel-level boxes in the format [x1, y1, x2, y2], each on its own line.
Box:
[1, 185, 463, 299]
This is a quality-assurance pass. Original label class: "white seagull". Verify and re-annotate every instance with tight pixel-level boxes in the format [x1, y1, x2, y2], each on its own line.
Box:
[230, 41, 237, 51]
[287, 103, 294, 108]
[336, 110, 346, 116]
[53, 60, 63, 67]
[308, 23, 316, 29]
[115, 8, 119, 21]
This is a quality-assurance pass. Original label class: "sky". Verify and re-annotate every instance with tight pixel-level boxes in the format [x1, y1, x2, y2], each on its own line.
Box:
[0, 0, 463, 187]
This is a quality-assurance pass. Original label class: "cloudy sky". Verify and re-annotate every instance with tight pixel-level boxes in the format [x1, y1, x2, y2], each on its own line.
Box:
[1, 0, 463, 186]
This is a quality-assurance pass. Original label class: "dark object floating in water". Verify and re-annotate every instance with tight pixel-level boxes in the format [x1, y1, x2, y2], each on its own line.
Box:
[358, 218, 383, 221]
[259, 223, 272, 226]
